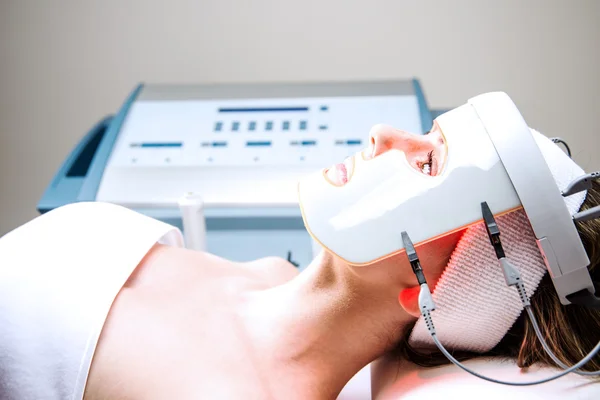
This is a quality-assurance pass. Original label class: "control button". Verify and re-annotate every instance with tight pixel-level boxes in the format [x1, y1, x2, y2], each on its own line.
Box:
[248, 121, 256, 131]
[265, 121, 273, 131]
[246, 141, 272, 147]
[282, 121, 290, 131]
[214, 121, 223, 132]
[232, 121, 240, 131]
[319, 125, 328, 130]
[299, 120, 307, 130]
[140, 142, 182, 148]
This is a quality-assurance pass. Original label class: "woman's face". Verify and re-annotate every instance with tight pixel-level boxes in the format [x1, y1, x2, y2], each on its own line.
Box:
[325, 122, 448, 186]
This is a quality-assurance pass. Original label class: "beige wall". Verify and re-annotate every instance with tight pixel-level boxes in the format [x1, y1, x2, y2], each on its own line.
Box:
[0, 0, 599, 236]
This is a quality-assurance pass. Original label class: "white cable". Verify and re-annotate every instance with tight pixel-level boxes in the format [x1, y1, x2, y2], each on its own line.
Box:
[428, 325, 600, 386]
[500, 257, 600, 376]
[522, 288, 600, 376]
[420, 285, 600, 386]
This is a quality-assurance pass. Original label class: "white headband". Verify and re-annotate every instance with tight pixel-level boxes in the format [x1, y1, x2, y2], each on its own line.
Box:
[409, 129, 587, 352]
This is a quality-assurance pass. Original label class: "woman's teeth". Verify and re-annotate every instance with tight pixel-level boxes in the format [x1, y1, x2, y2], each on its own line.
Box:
[422, 163, 431, 175]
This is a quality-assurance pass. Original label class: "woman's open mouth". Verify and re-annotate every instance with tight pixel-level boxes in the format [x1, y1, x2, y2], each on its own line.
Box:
[325, 156, 354, 186]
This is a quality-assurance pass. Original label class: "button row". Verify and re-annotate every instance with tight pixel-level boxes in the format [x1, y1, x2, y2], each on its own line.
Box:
[198, 139, 362, 148]
[130, 139, 362, 149]
[214, 120, 322, 132]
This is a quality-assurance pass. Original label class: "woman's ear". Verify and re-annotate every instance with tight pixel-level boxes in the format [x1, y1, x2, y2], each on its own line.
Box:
[398, 286, 422, 318]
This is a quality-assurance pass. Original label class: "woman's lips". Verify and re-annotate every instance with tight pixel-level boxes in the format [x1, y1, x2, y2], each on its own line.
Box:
[326, 156, 354, 186]
[335, 163, 348, 185]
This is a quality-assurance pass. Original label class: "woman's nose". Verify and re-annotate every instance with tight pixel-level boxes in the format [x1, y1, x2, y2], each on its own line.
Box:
[368, 124, 412, 159]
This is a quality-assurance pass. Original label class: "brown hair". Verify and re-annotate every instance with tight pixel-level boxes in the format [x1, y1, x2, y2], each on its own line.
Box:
[397, 181, 600, 372]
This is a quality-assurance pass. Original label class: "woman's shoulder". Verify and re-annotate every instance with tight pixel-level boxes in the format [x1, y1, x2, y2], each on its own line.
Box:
[372, 357, 598, 400]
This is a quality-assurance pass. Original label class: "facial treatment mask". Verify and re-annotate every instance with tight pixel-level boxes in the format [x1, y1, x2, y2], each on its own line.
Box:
[298, 103, 522, 265]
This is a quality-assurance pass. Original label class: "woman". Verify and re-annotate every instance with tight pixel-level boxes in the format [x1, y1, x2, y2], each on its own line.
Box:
[0, 93, 597, 399]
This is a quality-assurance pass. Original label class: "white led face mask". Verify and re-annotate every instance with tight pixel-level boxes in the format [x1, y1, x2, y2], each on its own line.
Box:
[298, 100, 522, 266]
[299, 91, 595, 305]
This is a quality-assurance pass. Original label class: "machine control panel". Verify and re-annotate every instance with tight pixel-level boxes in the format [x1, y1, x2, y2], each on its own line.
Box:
[109, 96, 421, 168]
[97, 81, 428, 208]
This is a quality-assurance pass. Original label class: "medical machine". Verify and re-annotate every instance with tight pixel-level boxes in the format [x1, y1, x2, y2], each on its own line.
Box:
[38, 79, 439, 270]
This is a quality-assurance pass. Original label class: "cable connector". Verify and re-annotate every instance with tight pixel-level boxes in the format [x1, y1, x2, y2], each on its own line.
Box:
[573, 206, 600, 223]
[516, 282, 531, 307]
[402, 232, 435, 316]
[566, 173, 600, 222]
[419, 283, 436, 312]
[562, 171, 600, 197]
[482, 201, 525, 288]
[401, 231, 427, 285]
[423, 310, 436, 335]
[481, 202, 506, 259]
[401, 231, 437, 313]
[499, 258, 521, 287]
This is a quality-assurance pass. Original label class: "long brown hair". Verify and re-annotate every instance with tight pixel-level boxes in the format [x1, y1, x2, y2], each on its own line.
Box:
[397, 181, 600, 372]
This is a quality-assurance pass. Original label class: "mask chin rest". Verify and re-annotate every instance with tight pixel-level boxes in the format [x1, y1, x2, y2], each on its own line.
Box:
[468, 92, 595, 306]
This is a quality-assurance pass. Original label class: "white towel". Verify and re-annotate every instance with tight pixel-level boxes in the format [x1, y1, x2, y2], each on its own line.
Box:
[0, 202, 183, 400]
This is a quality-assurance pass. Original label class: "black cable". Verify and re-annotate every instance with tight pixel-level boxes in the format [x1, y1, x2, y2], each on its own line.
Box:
[550, 137, 572, 158]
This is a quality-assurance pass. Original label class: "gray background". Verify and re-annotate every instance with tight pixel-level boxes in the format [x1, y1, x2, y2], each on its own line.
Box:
[1, 0, 599, 236]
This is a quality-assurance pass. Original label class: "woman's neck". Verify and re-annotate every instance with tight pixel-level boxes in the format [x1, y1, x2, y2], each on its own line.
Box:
[239, 251, 416, 399]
